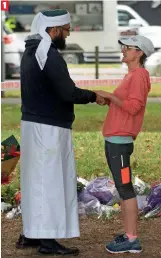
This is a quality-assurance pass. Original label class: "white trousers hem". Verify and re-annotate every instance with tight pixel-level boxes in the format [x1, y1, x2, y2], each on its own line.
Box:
[20, 122, 80, 240]
[24, 230, 80, 239]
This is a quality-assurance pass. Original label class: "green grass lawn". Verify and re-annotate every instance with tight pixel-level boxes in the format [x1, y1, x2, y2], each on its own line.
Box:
[1, 103, 161, 193]
[3, 83, 161, 98]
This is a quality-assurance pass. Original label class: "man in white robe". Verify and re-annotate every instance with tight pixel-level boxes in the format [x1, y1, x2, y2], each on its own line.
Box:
[16, 9, 104, 256]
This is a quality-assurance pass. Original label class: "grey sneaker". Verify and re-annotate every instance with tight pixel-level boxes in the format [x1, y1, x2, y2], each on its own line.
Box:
[106, 234, 142, 254]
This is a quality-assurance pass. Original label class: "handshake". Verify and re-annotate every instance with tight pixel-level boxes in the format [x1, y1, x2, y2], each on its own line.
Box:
[94, 90, 111, 106]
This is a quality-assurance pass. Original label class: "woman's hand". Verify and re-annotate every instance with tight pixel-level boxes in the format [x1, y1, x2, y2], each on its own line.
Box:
[94, 90, 111, 106]
[94, 90, 123, 108]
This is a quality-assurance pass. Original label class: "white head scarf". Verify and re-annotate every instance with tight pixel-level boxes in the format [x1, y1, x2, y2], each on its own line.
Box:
[30, 9, 71, 70]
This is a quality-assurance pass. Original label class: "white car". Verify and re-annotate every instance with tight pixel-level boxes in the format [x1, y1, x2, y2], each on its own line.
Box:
[118, 5, 161, 51]
[3, 24, 25, 78]
[145, 49, 161, 76]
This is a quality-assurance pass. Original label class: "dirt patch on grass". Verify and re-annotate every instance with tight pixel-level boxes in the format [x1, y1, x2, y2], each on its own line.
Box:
[1, 214, 161, 258]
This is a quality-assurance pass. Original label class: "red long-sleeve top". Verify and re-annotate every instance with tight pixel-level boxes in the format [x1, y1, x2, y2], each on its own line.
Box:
[103, 68, 151, 139]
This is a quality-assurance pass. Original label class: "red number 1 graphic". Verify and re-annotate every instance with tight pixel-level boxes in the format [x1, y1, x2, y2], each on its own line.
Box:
[1, 1, 9, 11]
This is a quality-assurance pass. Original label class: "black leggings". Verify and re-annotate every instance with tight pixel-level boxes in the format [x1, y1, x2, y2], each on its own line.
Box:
[105, 141, 136, 200]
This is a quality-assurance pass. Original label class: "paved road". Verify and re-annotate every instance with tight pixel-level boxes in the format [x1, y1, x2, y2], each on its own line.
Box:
[7, 67, 126, 81]
[1, 97, 161, 105]
[69, 67, 125, 80]
[5, 67, 161, 82]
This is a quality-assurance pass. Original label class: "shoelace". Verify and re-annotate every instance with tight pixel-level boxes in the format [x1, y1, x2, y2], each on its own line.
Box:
[115, 235, 128, 243]
[114, 234, 125, 241]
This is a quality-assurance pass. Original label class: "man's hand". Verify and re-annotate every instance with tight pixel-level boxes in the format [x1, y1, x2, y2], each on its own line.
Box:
[94, 90, 123, 108]
[96, 94, 106, 105]
[94, 91, 111, 106]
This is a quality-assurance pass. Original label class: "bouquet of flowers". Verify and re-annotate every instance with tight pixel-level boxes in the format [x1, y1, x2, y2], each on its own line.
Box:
[1, 135, 20, 184]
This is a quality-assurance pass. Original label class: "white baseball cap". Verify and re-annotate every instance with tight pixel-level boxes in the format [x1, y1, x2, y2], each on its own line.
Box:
[118, 35, 155, 57]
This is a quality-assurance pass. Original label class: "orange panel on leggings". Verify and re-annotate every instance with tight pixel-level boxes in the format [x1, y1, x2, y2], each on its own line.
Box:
[121, 167, 130, 184]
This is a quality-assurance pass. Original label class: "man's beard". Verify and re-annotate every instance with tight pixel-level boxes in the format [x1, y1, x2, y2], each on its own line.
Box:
[53, 35, 66, 50]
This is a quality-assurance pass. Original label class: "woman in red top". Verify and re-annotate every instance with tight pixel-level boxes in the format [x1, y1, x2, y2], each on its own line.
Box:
[96, 35, 154, 254]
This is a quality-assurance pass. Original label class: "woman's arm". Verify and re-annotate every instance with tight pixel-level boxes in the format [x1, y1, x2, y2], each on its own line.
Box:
[94, 80, 148, 116]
